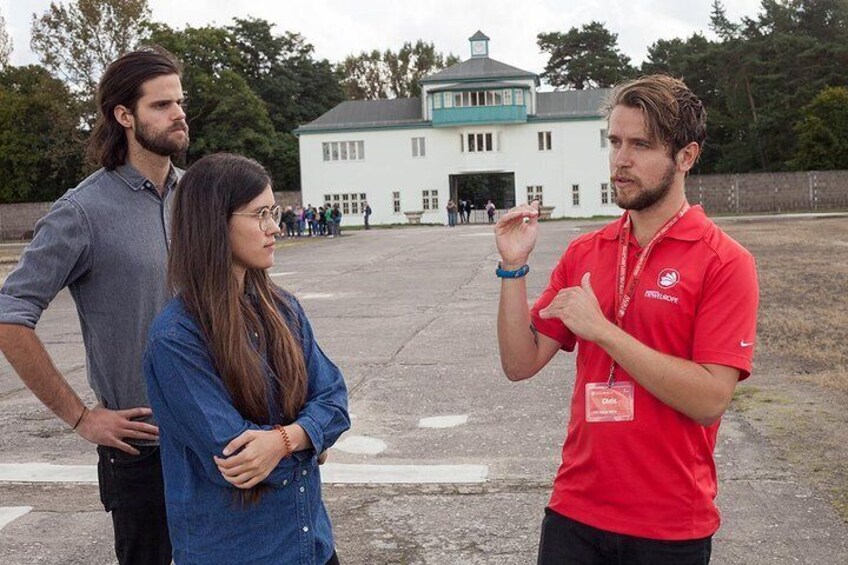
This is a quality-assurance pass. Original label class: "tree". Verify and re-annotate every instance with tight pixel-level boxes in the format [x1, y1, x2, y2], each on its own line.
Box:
[537, 22, 635, 90]
[30, 0, 151, 96]
[790, 86, 848, 170]
[149, 19, 342, 190]
[709, 0, 739, 40]
[0, 7, 12, 69]
[643, 1, 848, 174]
[0, 66, 85, 203]
[339, 40, 459, 100]
[227, 18, 345, 133]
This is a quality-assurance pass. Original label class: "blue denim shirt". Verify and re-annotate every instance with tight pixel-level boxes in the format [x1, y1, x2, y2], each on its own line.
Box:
[143, 293, 350, 565]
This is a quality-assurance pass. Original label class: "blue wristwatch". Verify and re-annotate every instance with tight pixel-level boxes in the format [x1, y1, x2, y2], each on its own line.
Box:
[496, 262, 530, 278]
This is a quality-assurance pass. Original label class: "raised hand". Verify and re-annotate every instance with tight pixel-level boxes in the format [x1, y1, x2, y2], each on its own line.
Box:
[494, 200, 540, 267]
[76, 405, 159, 455]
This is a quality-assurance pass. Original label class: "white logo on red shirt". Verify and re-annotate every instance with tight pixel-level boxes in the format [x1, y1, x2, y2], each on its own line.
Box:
[658, 268, 680, 289]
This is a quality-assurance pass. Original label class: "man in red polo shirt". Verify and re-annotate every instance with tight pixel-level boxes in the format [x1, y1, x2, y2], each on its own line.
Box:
[495, 75, 758, 564]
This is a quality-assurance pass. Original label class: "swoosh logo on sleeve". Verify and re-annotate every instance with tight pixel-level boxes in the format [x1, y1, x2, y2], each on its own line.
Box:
[740, 340, 754, 347]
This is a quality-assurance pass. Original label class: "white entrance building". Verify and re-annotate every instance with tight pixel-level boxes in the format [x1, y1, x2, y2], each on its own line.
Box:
[296, 31, 619, 226]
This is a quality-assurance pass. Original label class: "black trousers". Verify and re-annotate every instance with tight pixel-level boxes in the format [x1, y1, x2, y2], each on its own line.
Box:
[538, 508, 712, 565]
[97, 445, 172, 565]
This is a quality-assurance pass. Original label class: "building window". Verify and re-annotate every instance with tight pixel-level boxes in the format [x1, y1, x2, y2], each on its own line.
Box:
[601, 182, 612, 205]
[572, 184, 580, 207]
[527, 186, 543, 205]
[515, 89, 524, 106]
[322, 140, 365, 162]
[412, 137, 426, 158]
[465, 132, 493, 153]
[393, 191, 401, 213]
[433, 94, 442, 109]
[537, 131, 552, 151]
[600, 129, 608, 148]
[420, 190, 439, 210]
[444, 93, 453, 108]
[323, 193, 367, 215]
[503, 89, 512, 105]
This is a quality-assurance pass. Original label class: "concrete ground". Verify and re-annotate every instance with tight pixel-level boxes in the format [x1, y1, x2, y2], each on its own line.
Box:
[0, 219, 846, 564]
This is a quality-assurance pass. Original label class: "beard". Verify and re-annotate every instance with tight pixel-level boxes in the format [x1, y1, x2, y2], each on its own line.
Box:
[614, 161, 676, 211]
[134, 120, 189, 158]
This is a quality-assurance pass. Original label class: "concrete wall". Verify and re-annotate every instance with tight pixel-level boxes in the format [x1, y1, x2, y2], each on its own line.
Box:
[686, 170, 848, 214]
[0, 202, 54, 240]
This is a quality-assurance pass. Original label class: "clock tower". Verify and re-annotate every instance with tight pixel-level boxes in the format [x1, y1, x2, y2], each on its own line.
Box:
[469, 30, 490, 58]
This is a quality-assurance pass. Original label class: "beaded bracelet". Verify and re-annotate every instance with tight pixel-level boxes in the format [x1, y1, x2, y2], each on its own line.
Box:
[274, 425, 293, 458]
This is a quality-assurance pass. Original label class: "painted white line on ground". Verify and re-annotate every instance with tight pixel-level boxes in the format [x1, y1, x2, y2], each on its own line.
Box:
[0, 464, 97, 483]
[269, 271, 297, 277]
[334, 435, 387, 455]
[0, 506, 32, 530]
[321, 463, 488, 484]
[0, 463, 488, 484]
[418, 415, 469, 428]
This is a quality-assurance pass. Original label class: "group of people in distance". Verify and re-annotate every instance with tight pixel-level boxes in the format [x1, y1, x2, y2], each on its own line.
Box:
[0, 44, 758, 565]
[279, 203, 353, 238]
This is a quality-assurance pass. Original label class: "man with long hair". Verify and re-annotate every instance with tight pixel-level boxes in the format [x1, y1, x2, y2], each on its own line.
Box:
[0, 46, 188, 565]
[496, 75, 758, 563]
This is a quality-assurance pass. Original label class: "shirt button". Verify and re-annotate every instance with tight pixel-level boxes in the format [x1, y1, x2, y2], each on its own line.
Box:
[302, 526, 309, 533]
[299, 486, 305, 493]
[283, 479, 288, 486]
[302, 470, 307, 476]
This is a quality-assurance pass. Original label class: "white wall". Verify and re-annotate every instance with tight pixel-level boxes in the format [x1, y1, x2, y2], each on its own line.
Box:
[298, 118, 621, 226]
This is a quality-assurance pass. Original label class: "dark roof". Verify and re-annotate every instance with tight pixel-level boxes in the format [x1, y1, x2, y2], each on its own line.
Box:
[534, 88, 612, 119]
[295, 98, 424, 132]
[429, 81, 531, 93]
[469, 31, 490, 41]
[420, 57, 537, 84]
[296, 88, 612, 132]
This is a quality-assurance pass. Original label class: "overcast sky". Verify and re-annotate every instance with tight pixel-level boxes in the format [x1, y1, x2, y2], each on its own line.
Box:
[3, 0, 764, 76]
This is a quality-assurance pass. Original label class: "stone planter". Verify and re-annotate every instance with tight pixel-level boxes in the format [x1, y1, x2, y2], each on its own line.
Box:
[403, 211, 425, 224]
[539, 206, 556, 220]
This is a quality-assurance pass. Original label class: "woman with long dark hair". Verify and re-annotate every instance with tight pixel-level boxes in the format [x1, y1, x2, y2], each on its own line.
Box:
[143, 153, 350, 564]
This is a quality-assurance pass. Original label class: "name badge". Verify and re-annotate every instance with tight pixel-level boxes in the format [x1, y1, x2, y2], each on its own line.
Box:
[585, 382, 634, 422]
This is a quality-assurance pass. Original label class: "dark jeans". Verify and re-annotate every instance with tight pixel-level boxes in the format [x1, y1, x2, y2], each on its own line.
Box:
[97, 445, 172, 565]
[327, 550, 340, 565]
[538, 508, 712, 565]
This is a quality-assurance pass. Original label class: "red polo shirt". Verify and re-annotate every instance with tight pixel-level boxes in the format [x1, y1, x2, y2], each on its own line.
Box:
[530, 205, 758, 540]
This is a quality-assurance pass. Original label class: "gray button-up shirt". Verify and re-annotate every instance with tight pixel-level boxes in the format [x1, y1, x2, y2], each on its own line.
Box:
[0, 163, 180, 427]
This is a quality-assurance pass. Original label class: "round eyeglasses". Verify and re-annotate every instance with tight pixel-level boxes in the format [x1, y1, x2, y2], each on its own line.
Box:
[231, 204, 282, 231]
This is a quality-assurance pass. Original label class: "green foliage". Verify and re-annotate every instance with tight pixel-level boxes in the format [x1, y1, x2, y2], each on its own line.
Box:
[790, 86, 848, 170]
[339, 40, 460, 99]
[30, 0, 151, 97]
[0, 7, 12, 68]
[642, 0, 848, 173]
[0, 66, 85, 202]
[537, 22, 635, 90]
[149, 19, 341, 190]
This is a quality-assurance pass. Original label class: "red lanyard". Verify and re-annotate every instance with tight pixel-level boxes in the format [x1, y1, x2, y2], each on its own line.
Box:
[607, 202, 690, 386]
